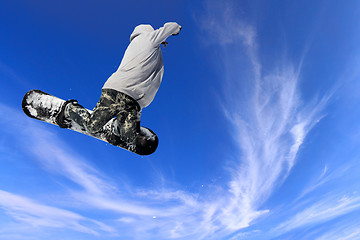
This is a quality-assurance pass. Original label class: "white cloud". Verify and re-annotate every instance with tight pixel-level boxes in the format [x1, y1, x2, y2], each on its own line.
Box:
[196, 1, 330, 234]
[315, 223, 360, 240]
[274, 194, 360, 235]
[196, 1, 256, 47]
[0, 189, 115, 235]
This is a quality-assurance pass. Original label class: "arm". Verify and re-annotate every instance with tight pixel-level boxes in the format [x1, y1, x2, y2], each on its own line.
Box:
[150, 22, 181, 46]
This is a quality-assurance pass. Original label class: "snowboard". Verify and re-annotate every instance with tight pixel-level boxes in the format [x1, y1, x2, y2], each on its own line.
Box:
[22, 90, 158, 155]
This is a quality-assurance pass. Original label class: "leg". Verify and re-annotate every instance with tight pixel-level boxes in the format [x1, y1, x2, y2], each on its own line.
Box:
[83, 90, 121, 133]
[59, 89, 144, 149]
[64, 90, 120, 133]
[110, 92, 142, 147]
[112, 107, 141, 144]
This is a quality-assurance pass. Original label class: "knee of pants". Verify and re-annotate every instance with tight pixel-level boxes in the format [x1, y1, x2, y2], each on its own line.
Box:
[85, 121, 104, 133]
[112, 118, 138, 137]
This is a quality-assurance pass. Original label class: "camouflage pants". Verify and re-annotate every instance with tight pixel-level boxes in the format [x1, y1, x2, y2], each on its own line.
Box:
[65, 88, 141, 144]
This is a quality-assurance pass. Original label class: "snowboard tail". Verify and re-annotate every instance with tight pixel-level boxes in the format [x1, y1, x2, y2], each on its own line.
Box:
[22, 90, 158, 155]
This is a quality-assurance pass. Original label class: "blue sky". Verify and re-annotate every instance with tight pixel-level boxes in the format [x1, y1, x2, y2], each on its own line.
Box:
[1, 0, 360, 239]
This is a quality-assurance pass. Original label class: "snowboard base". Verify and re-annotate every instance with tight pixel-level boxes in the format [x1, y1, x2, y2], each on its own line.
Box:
[22, 90, 158, 155]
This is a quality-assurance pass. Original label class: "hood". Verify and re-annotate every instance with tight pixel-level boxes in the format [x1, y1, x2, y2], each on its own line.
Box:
[130, 24, 154, 42]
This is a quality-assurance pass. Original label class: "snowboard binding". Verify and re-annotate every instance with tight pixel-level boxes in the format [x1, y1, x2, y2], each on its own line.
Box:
[56, 99, 80, 128]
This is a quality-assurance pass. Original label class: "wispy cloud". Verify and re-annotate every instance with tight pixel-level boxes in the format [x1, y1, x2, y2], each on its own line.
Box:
[197, 0, 330, 234]
[273, 194, 360, 235]
[0, 61, 31, 88]
[0, 189, 115, 236]
[296, 161, 357, 202]
[196, 0, 256, 47]
[314, 222, 360, 240]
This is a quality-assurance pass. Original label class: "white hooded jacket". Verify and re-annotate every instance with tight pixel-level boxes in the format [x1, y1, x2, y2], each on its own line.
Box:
[102, 22, 181, 109]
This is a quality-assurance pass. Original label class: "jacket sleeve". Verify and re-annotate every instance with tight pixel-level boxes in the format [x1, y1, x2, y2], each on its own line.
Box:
[150, 22, 181, 46]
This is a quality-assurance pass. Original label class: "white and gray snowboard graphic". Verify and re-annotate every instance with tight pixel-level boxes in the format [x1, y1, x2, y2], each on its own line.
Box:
[22, 90, 158, 155]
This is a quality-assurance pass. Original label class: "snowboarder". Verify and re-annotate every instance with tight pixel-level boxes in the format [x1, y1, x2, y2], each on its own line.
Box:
[56, 22, 182, 151]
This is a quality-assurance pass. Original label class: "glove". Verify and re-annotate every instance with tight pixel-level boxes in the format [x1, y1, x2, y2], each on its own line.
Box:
[172, 25, 182, 36]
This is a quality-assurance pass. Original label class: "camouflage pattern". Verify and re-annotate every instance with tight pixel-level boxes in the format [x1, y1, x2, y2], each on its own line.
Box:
[65, 88, 141, 145]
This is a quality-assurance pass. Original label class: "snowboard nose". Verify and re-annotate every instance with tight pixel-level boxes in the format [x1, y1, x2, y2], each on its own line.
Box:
[135, 127, 159, 155]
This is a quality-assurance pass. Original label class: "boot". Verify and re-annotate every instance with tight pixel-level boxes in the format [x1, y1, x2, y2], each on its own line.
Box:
[105, 131, 123, 146]
[56, 99, 79, 128]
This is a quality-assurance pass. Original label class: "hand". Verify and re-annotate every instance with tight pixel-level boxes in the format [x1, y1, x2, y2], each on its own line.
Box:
[161, 41, 169, 47]
[172, 25, 182, 36]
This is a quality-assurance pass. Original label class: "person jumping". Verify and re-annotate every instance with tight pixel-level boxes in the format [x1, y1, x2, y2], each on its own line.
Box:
[56, 22, 182, 152]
